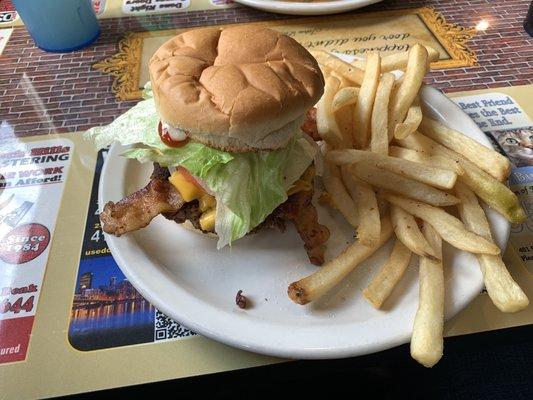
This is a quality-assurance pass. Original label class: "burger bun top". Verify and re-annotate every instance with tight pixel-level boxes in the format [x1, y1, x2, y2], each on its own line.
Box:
[149, 26, 324, 152]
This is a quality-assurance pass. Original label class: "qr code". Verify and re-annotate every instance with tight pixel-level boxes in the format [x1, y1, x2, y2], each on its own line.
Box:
[154, 309, 196, 341]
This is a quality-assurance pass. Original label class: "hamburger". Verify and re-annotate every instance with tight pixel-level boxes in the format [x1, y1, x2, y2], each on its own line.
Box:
[87, 26, 330, 265]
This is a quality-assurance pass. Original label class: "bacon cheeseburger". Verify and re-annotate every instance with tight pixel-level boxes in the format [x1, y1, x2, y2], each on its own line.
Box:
[86, 26, 330, 265]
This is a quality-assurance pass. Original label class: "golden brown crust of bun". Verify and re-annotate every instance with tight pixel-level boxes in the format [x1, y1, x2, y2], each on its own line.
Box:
[149, 26, 324, 151]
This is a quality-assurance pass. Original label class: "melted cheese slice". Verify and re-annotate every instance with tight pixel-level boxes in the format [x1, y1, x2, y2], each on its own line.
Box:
[199, 209, 216, 231]
[169, 170, 205, 202]
[169, 165, 315, 233]
[169, 170, 217, 231]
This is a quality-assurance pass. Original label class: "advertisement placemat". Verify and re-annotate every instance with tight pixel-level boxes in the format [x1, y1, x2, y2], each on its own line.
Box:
[0, 86, 532, 399]
[0, 133, 279, 400]
[0, 139, 73, 363]
[68, 149, 195, 352]
[0, 0, 235, 27]
[445, 84, 533, 336]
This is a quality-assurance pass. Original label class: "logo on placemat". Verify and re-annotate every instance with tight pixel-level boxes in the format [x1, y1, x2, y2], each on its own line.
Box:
[0, 0, 17, 24]
[0, 223, 50, 264]
[122, 0, 190, 15]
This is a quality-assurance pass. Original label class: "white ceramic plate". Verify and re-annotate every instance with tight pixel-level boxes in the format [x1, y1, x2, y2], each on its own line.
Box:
[100, 65, 509, 360]
[231, 0, 383, 16]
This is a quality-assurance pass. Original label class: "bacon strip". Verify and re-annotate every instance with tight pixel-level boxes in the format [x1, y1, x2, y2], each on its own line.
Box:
[279, 189, 330, 266]
[100, 178, 184, 236]
[101, 160, 329, 265]
[301, 108, 321, 142]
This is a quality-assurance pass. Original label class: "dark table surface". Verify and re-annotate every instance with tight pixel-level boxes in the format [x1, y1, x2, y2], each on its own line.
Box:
[71, 324, 533, 399]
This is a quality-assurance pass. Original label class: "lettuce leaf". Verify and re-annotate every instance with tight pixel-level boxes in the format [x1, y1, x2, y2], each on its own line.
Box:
[206, 136, 315, 248]
[84, 98, 165, 151]
[85, 98, 315, 248]
[122, 144, 233, 178]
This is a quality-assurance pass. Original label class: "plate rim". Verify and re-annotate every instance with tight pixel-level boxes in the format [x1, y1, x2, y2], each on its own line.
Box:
[231, 0, 383, 15]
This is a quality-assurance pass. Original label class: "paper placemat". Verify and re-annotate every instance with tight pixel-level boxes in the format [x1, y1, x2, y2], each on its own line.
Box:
[445, 84, 533, 336]
[0, 84, 532, 399]
[0, 0, 236, 28]
[0, 134, 280, 400]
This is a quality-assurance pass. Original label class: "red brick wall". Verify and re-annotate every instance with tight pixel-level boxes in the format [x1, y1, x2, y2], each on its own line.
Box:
[1, 0, 532, 139]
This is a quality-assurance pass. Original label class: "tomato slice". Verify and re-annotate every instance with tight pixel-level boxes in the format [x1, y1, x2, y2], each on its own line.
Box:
[177, 166, 203, 190]
[158, 121, 190, 148]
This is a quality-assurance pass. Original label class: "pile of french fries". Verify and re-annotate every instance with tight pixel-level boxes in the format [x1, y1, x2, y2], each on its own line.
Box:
[288, 45, 530, 368]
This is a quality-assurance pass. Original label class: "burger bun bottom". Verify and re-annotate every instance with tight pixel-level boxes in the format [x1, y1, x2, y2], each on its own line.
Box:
[180, 220, 218, 238]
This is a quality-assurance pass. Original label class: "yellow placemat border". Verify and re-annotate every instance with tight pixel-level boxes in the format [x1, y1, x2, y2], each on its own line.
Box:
[94, 7, 477, 101]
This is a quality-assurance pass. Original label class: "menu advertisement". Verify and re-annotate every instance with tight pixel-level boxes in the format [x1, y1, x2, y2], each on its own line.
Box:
[0, 0, 233, 27]
[122, 0, 190, 15]
[68, 149, 194, 352]
[451, 92, 533, 275]
[0, 139, 72, 363]
[0, 0, 17, 26]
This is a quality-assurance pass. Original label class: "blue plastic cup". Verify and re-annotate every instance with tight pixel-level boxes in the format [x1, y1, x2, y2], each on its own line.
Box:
[12, 0, 100, 52]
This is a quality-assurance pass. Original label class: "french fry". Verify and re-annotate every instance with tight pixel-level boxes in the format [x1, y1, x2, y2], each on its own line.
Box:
[391, 204, 439, 260]
[320, 65, 332, 80]
[322, 162, 359, 228]
[455, 182, 529, 312]
[291, 45, 524, 367]
[326, 149, 457, 189]
[363, 239, 412, 308]
[371, 73, 396, 155]
[410, 223, 444, 368]
[332, 87, 360, 113]
[330, 71, 352, 89]
[349, 162, 459, 206]
[288, 217, 393, 305]
[341, 166, 380, 247]
[460, 163, 526, 224]
[419, 117, 511, 181]
[352, 46, 440, 72]
[316, 76, 344, 148]
[335, 105, 355, 148]
[312, 50, 364, 85]
[376, 192, 390, 217]
[332, 87, 358, 147]
[388, 146, 464, 175]
[398, 131, 526, 224]
[353, 52, 381, 148]
[393, 95, 422, 140]
[384, 193, 501, 255]
[388, 44, 428, 138]
[395, 130, 442, 154]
